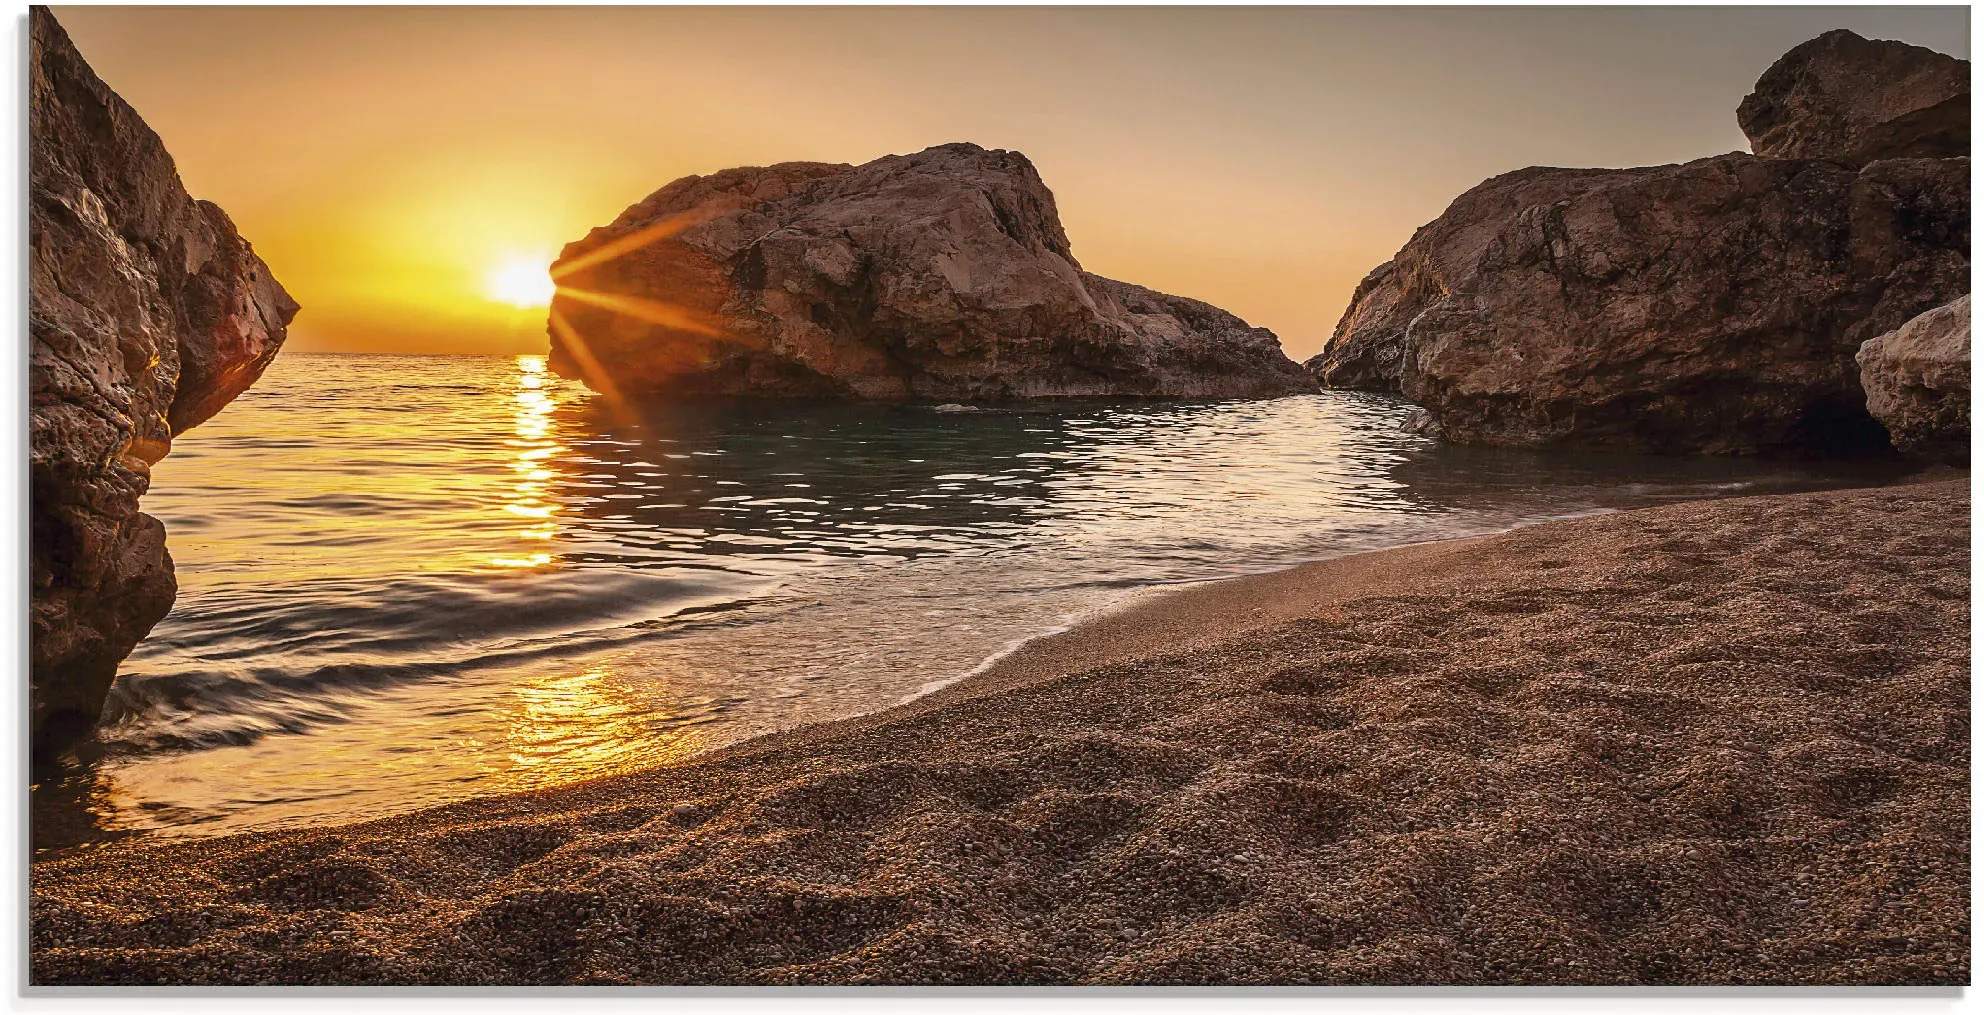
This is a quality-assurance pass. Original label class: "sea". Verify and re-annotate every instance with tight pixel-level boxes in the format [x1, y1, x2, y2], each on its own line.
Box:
[30, 352, 1910, 850]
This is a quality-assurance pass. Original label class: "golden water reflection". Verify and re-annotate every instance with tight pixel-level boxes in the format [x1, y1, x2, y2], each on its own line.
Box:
[493, 664, 710, 793]
[60, 656, 723, 844]
[491, 354, 562, 568]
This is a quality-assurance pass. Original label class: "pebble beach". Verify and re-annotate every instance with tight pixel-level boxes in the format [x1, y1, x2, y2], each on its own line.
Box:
[30, 479, 1970, 985]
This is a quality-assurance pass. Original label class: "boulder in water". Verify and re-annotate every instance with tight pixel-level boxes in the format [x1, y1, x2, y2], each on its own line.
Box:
[547, 143, 1313, 401]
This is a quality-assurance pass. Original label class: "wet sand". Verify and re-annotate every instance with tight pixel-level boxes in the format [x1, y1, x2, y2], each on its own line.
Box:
[31, 479, 1970, 985]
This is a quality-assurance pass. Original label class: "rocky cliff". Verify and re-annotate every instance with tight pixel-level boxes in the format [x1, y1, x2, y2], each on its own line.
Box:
[548, 143, 1311, 400]
[1858, 295, 1970, 465]
[30, 7, 298, 754]
[1307, 30, 1969, 456]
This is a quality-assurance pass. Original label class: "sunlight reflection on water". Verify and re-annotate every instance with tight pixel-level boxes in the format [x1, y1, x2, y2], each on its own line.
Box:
[498, 665, 707, 789]
[493, 354, 562, 568]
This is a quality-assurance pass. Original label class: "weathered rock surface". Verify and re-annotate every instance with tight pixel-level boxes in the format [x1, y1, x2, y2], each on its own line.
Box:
[1858, 295, 1970, 464]
[549, 143, 1311, 400]
[1739, 29, 1969, 163]
[30, 7, 298, 754]
[1308, 32, 1969, 456]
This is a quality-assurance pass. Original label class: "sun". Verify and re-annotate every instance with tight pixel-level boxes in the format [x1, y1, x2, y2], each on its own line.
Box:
[486, 255, 556, 308]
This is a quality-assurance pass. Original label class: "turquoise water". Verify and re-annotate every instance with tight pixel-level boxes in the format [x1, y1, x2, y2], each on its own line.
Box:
[31, 353, 1909, 848]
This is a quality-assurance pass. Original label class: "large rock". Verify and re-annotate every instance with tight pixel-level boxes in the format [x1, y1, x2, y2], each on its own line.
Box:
[548, 143, 1312, 400]
[1858, 295, 1970, 464]
[1308, 154, 1968, 454]
[30, 7, 298, 754]
[1307, 31, 1969, 456]
[1738, 29, 1969, 163]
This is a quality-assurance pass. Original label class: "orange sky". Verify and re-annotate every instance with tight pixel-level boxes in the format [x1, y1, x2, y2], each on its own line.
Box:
[54, 6, 1969, 359]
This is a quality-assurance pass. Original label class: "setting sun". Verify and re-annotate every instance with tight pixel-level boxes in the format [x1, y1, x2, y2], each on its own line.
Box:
[486, 255, 556, 308]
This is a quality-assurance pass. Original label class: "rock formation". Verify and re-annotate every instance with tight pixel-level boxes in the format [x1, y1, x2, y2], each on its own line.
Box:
[30, 7, 298, 754]
[1739, 29, 1969, 164]
[1307, 31, 1969, 456]
[548, 143, 1312, 400]
[1858, 295, 1970, 465]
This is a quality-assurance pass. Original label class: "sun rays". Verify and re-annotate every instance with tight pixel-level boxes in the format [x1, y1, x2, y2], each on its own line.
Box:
[546, 306, 641, 428]
[532, 204, 753, 426]
[547, 208, 722, 283]
[552, 287, 726, 337]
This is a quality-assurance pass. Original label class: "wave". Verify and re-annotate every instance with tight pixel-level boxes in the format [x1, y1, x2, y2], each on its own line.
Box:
[101, 566, 776, 754]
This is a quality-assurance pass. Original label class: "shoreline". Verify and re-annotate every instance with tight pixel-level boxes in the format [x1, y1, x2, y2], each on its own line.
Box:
[34, 487, 1679, 852]
[33, 477, 1970, 984]
[29, 471, 1954, 850]
[706, 468, 1953, 769]
[26, 525, 1519, 856]
[703, 529, 1515, 772]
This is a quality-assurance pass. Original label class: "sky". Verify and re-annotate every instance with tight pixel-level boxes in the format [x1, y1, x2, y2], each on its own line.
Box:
[52, 5, 1971, 360]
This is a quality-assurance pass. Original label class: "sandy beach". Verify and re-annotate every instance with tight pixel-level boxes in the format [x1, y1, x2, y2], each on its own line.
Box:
[30, 478, 1969, 986]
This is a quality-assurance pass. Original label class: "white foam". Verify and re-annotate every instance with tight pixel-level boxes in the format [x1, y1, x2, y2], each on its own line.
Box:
[897, 610, 1086, 704]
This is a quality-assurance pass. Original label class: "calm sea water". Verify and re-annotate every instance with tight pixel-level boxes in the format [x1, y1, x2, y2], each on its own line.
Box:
[32, 353, 1909, 849]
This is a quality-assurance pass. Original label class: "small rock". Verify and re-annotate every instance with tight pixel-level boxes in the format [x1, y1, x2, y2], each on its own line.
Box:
[672, 803, 699, 817]
[1858, 295, 1970, 465]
